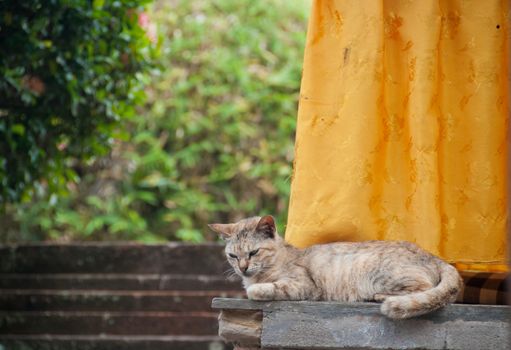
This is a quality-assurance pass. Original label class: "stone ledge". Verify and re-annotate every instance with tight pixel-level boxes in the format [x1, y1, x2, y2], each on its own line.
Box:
[212, 298, 511, 350]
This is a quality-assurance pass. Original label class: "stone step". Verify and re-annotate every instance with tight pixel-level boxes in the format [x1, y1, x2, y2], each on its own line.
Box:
[0, 290, 245, 312]
[0, 311, 219, 335]
[0, 243, 229, 274]
[0, 273, 241, 291]
[0, 335, 231, 350]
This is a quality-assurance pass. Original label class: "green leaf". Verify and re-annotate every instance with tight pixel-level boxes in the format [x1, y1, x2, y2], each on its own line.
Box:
[84, 218, 105, 235]
[11, 124, 25, 136]
[93, 0, 106, 10]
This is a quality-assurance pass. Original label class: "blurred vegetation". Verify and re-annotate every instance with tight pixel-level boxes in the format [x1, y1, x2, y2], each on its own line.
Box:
[0, 0, 156, 203]
[0, 0, 309, 243]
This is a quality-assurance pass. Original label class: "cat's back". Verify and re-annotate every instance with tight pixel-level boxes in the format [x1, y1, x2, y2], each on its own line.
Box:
[303, 240, 437, 273]
[306, 239, 430, 255]
[301, 240, 440, 301]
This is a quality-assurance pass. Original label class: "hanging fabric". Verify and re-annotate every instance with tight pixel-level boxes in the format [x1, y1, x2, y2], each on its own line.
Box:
[285, 0, 509, 272]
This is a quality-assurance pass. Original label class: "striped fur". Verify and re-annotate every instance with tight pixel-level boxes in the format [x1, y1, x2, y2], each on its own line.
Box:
[209, 216, 463, 319]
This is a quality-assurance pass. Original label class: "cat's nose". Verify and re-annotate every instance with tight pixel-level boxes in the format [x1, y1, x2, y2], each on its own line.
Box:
[239, 261, 249, 273]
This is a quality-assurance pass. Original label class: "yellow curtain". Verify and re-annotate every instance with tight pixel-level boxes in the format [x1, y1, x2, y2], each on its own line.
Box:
[285, 0, 509, 272]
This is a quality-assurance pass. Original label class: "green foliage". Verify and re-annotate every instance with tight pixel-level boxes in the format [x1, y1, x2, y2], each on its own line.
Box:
[1, 0, 309, 242]
[0, 0, 155, 203]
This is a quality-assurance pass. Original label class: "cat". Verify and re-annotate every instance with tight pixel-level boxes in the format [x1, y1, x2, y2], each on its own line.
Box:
[209, 215, 462, 319]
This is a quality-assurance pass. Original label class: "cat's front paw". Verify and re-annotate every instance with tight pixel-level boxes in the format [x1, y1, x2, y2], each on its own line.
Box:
[247, 283, 275, 300]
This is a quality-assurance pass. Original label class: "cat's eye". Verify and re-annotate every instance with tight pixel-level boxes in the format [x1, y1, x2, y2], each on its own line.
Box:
[228, 253, 238, 259]
[248, 249, 259, 258]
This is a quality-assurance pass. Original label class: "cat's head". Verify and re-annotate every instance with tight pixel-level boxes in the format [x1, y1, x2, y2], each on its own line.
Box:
[209, 215, 281, 279]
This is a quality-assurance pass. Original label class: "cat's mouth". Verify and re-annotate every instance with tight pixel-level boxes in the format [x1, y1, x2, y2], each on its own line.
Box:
[241, 270, 255, 277]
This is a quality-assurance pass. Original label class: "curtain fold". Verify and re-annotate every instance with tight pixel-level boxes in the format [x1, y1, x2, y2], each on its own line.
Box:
[285, 0, 509, 272]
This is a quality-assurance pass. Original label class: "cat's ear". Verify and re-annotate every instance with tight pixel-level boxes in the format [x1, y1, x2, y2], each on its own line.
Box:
[255, 215, 276, 239]
[208, 223, 235, 240]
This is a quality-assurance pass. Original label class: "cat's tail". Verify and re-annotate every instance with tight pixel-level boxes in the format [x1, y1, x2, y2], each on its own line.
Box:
[380, 263, 462, 319]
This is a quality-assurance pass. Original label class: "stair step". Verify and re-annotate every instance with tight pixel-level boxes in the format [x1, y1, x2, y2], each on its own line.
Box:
[0, 273, 241, 291]
[0, 335, 231, 350]
[0, 290, 245, 312]
[0, 311, 219, 335]
[0, 243, 228, 274]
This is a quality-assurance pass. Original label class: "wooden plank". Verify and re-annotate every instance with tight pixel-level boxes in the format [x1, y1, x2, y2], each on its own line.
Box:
[212, 298, 274, 311]
[212, 298, 511, 350]
[262, 303, 510, 349]
[218, 309, 262, 347]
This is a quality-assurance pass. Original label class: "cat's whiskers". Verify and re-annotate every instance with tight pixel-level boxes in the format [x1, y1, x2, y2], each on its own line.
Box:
[223, 267, 239, 279]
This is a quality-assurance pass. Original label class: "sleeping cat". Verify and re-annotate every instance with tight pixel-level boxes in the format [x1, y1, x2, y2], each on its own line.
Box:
[209, 215, 462, 319]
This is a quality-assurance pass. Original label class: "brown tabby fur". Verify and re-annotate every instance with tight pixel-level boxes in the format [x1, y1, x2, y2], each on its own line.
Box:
[209, 215, 462, 319]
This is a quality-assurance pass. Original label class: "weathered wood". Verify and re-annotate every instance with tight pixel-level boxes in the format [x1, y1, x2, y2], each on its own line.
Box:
[218, 309, 262, 347]
[212, 298, 511, 350]
[262, 303, 510, 349]
[212, 298, 276, 311]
